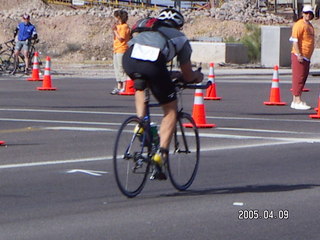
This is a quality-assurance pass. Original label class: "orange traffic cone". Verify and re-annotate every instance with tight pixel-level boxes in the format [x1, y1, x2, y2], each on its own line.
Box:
[37, 56, 57, 91]
[119, 79, 135, 95]
[27, 52, 42, 81]
[264, 65, 286, 106]
[0, 140, 5, 146]
[184, 88, 216, 128]
[204, 62, 221, 100]
[309, 93, 320, 119]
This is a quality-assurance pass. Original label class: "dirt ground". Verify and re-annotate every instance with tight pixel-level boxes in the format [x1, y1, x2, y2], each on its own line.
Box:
[1, 0, 320, 64]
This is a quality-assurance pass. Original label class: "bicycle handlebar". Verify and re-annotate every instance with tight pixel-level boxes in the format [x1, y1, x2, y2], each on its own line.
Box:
[171, 67, 212, 90]
[4, 39, 15, 44]
[2, 38, 39, 45]
[182, 80, 212, 89]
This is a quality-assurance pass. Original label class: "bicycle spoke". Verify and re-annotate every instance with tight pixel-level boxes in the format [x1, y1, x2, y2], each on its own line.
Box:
[113, 116, 150, 198]
[168, 113, 200, 191]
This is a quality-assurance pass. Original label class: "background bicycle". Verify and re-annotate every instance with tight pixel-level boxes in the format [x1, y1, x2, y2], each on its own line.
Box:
[0, 39, 16, 73]
[0, 38, 40, 74]
[113, 71, 211, 198]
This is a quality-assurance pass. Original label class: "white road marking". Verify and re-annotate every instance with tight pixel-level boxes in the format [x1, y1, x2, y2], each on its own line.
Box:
[66, 169, 108, 176]
[1, 108, 320, 170]
[216, 127, 308, 134]
[0, 138, 315, 170]
[0, 118, 120, 126]
[201, 141, 296, 152]
[1, 107, 320, 123]
[0, 108, 137, 116]
[0, 156, 111, 169]
[233, 202, 244, 206]
[200, 132, 320, 143]
[44, 126, 118, 132]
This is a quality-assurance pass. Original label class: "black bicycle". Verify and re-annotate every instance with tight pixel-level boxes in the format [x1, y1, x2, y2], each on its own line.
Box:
[0, 39, 16, 73]
[0, 38, 40, 74]
[113, 70, 211, 198]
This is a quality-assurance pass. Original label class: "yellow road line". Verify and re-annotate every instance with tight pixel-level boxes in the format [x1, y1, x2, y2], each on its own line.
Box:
[0, 127, 41, 134]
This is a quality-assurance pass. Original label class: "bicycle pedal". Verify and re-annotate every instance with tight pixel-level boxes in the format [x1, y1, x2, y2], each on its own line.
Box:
[150, 168, 167, 181]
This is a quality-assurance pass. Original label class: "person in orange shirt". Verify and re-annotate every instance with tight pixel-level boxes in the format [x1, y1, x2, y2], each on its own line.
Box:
[111, 10, 130, 95]
[289, 5, 315, 110]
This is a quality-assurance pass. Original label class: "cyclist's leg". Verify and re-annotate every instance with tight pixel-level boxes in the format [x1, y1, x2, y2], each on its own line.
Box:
[13, 49, 19, 63]
[159, 100, 177, 150]
[135, 89, 146, 118]
[21, 43, 30, 71]
[147, 100, 177, 180]
[122, 47, 149, 119]
[12, 50, 20, 73]
[12, 41, 22, 73]
[150, 66, 177, 152]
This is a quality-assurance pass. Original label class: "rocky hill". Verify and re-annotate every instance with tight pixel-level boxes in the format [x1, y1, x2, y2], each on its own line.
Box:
[0, 0, 319, 64]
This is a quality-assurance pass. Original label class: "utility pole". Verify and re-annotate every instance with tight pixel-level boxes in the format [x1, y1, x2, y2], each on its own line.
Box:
[174, 0, 181, 10]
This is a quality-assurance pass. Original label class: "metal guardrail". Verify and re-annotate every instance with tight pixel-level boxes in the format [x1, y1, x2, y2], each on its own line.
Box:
[44, 0, 160, 9]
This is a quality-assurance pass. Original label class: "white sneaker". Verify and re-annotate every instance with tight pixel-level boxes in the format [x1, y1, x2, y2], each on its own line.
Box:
[110, 88, 119, 95]
[290, 101, 296, 109]
[294, 102, 311, 110]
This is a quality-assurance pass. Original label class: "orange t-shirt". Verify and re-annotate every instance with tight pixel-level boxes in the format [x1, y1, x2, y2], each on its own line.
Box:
[291, 19, 314, 59]
[113, 23, 130, 54]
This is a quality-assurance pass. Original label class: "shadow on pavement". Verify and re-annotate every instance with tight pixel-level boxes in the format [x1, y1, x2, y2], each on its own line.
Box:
[162, 183, 320, 197]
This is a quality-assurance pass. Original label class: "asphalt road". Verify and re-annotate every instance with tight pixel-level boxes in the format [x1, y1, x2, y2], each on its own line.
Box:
[1, 66, 320, 239]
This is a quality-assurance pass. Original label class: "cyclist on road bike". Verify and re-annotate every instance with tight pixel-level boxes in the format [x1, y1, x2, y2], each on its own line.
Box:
[13, 13, 38, 74]
[122, 8, 203, 180]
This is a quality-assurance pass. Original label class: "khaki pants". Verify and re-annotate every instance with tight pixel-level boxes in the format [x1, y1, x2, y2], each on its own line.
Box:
[113, 52, 127, 83]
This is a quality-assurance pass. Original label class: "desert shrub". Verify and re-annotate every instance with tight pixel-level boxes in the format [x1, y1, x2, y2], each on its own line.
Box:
[240, 24, 261, 63]
[224, 36, 237, 43]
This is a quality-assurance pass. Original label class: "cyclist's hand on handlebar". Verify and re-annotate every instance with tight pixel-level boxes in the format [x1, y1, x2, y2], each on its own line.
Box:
[184, 69, 203, 84]
[170, 71, 183, 81]
[192, 69, 204, 84]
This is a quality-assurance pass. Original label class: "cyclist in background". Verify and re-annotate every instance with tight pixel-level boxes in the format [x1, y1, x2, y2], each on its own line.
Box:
[122, 8, 203, 180]
[13, 13, 38, 74]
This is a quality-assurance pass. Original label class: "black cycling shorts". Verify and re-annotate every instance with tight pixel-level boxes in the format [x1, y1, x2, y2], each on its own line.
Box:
[122, 46, 176, 105]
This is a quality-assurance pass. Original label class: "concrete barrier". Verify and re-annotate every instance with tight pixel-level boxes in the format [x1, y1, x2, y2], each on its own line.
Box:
[190, 42, 248, 64]
[261, 26, 291, 67]
[311, 49, 320, 66]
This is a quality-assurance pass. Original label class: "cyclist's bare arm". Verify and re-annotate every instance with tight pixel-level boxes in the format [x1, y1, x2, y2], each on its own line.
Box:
[180, 61, 204, 83]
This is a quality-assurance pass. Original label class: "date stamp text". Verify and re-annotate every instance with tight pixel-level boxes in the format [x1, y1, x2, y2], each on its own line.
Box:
[238, 209, 289, 220]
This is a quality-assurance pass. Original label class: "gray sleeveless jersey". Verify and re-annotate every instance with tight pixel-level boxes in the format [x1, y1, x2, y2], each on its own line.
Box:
[128, 26, 192, 65]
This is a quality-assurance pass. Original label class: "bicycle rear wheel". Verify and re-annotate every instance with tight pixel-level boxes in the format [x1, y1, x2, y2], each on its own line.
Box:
[168, 112, 200, 191]
[113, 116, 151, 198]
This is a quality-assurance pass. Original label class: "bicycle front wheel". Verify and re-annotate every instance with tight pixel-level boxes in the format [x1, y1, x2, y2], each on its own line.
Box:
[113, 116, 150, 198]
[1, 53, 15, 72]
[168, 112, 200, 191]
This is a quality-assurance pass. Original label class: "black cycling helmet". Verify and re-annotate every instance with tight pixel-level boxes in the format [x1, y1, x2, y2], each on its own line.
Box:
[157, 8, 184, 28]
